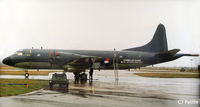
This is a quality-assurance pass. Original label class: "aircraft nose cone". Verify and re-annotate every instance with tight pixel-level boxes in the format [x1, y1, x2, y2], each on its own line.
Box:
[2, 57, 12, 65]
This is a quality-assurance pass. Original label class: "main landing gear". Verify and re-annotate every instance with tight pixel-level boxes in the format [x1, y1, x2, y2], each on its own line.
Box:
[73, 68, 94, 84]
[73, 72, 87, 84]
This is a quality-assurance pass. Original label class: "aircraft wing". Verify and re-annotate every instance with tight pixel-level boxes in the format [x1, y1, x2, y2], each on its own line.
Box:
[58, 52, 102, 63]
[63, 53, 103, 71]
[69, 55, 102, 65]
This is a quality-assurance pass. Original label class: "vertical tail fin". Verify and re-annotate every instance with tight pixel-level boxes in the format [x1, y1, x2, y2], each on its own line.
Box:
[124, 24, 168, 53]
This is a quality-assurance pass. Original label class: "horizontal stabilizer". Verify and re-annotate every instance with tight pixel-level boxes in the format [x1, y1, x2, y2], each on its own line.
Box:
[175, 53, 199, 57]
[187, 54, 199, 56]
[155, 49, 180, 57]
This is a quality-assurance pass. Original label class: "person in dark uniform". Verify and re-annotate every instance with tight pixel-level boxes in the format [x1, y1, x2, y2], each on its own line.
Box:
[89, 67, 94, 81]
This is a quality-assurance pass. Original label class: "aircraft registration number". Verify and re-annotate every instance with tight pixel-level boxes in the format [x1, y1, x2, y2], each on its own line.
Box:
[121, 59, 143, 64]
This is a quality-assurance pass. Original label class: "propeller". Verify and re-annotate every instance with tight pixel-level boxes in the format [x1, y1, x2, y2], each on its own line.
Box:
[113, 48, 119, 80]
[49, 49, 56, 69]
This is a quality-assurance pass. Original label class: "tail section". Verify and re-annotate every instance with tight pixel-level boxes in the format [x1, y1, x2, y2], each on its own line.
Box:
[124, 24, 168, 53]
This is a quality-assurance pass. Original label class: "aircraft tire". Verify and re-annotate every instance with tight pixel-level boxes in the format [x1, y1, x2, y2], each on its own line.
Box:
[80, 73, 87, 82]
[25, 73, 29, 79]
[73, 72, 80, 83]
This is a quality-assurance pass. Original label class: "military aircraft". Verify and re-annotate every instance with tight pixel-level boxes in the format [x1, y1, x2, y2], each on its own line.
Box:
[2, 24, 199, 82]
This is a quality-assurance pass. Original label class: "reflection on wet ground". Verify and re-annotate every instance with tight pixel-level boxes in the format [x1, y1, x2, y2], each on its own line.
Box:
[0, 70, 199, 107]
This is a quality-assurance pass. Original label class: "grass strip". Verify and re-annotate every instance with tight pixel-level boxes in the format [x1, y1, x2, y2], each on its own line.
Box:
[0, 71, 56, 75]
[134, 73, 200, 78]
[0, 79, 49, 97]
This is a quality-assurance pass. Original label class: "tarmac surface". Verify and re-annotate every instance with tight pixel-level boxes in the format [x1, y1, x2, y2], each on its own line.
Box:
[0, 70, 199, 107]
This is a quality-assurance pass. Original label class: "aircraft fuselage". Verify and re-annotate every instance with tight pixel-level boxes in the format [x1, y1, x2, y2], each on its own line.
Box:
[3, 49, 173, 72]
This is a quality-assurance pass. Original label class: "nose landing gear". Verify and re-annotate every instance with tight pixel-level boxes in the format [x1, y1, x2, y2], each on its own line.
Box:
[24, 70, 29, 79]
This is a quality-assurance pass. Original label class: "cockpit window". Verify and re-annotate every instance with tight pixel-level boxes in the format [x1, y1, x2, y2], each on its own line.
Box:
[14, 51, 23, 56]
[17, 52, 23, 56]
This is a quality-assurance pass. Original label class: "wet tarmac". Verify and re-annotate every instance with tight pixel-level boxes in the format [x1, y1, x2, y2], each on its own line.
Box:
[0, 70, 199, 107]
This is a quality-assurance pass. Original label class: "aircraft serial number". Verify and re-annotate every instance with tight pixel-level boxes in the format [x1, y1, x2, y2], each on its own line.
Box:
[121, 59, 143, 64]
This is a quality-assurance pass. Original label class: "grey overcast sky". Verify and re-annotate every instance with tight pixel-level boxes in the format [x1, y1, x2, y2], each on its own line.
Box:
[0, 0, 199, 67]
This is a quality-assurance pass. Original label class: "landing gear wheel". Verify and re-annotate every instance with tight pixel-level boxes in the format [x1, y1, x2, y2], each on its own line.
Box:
[25, 73, 29, 79]
[73, 72, 80, 84]
[80, 73, 87, 83]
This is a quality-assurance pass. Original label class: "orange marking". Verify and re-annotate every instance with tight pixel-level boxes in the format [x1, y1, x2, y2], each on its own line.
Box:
[49, 49, 51, 57]
[56, 52, 59, 56]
